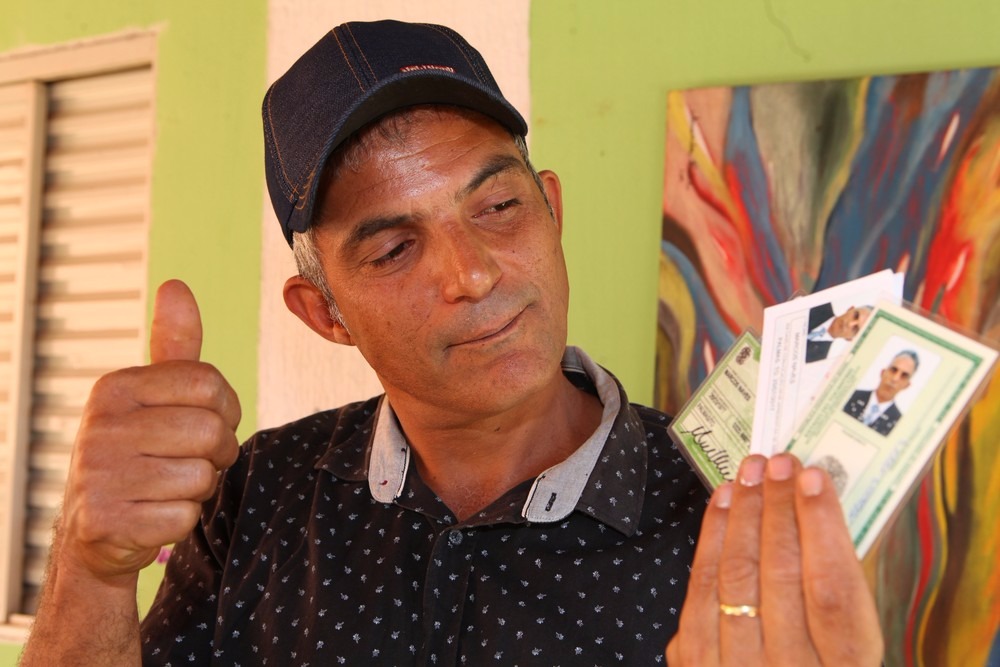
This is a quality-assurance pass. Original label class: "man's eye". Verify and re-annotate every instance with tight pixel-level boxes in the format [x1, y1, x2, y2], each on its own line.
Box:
[370, 240, 412, 267]
[477, 199, 519, 217]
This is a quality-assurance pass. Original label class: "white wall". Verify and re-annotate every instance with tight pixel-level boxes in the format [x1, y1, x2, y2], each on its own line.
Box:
[258, 1, 531, 428]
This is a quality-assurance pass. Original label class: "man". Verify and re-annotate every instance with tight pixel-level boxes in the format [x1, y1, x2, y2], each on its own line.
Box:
[21, 21, 882, 665]
[805, 303, 872, 363]
[844, 350, 919, 436]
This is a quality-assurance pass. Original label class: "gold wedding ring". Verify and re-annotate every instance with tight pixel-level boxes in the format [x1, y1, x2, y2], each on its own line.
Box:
[719, 603, 760, 618]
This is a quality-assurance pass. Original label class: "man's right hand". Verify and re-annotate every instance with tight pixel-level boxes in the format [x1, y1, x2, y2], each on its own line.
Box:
[57, 279, 241, 581]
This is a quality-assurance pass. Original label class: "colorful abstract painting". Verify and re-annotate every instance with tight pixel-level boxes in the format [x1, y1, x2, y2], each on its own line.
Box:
[659, 68, 1000, 667]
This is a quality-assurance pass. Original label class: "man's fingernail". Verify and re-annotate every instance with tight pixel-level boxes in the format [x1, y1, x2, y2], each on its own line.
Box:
[767, 454, 794, 481]
[739, 456, 766, 486]
[800, 468, 824, 497]
[715, 483, 733, 509]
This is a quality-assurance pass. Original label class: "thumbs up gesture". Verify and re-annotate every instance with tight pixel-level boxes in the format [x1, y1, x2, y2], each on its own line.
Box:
[57, 280, 241, 580]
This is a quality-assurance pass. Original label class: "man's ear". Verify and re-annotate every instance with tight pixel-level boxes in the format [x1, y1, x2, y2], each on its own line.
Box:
[538, 170, 563, 234]
[283, 275, 354, 346]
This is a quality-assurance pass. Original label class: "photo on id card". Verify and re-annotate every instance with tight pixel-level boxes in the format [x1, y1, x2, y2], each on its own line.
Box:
[784, 302, 997, 557]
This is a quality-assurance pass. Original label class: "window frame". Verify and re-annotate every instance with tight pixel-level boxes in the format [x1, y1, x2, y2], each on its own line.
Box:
[0, 31, 156, 642]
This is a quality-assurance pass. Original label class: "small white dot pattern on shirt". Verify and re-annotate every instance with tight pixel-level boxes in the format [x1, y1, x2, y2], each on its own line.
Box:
[140, 371, 709, 665]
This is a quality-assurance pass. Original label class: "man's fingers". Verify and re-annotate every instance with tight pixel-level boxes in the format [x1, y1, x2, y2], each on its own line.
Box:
[89, 363, 242, 433]
[669, 458, 883, 666]
[796, 468, 884, 666]
[144, 280, 240, 430]
[759, 454, 819, 667]
[150, 279, 203, 364]
[65, 499, 207, 577]
[718, 456, 765, 667]
[99, 404, 240, 470]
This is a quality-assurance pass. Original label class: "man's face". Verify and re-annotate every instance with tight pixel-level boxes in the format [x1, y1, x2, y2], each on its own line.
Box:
[310, 110, 569, 421]
[829, 306, 871, 341]
[875, 354, 916, 403]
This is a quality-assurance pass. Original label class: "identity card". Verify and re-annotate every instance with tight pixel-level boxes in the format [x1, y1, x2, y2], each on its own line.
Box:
[668, 331, 760, 488]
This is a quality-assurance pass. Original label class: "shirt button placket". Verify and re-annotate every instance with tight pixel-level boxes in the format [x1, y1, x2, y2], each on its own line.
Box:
[421, 528, 473, 665]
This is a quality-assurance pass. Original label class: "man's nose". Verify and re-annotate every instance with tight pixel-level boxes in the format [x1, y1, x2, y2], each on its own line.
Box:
[438, 223, 502, 303]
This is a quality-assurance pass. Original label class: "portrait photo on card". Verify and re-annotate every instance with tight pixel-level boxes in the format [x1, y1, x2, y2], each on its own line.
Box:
[804, 300, 875, 364]
[841, 337, 940, 437]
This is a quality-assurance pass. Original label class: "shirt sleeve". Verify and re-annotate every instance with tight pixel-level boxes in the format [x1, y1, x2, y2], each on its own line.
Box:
[140, 519, 224, 663]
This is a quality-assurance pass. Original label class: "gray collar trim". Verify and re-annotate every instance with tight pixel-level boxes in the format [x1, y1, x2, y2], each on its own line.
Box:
[367, 346, 620, 520]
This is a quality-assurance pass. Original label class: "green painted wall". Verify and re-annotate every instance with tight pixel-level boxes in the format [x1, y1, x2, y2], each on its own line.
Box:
[531, 0, 1000, 405]
[0, 0, 266, 661]
[0, 0, 265, 430]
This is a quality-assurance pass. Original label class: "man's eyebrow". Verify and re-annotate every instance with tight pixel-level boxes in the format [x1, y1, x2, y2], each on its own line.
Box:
[340, 154, 527, 255]
[457, 154, 526, 201]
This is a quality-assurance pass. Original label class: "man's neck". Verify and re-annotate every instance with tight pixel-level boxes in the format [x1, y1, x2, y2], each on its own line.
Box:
[387, 372, 604, 521]
[873, 390, 894, 405]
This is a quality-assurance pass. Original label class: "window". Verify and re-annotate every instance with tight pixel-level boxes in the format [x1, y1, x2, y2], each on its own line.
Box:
[0, 32, 154, 637]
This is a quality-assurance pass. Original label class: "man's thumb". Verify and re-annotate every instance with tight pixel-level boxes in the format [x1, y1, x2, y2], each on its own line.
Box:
[150, 279, 202, 363]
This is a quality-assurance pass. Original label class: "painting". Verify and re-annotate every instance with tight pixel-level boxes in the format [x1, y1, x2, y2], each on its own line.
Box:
[659, 67, 1000, 666]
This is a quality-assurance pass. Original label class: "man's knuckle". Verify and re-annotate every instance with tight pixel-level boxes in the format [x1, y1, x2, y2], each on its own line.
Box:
[193, 410, 227, 443]
[187, 460, 219, 498]
[72, 502, 111, 545]
[718, 553, 759, 590]
[187, 362, 225, 402]
[761, 558, 801, 587]
[685, 556, 720, 594]
[86, 370, 137, 414]
[804, 571, 852, 613]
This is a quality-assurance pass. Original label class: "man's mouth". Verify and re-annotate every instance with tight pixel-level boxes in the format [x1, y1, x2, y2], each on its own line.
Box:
[451, 307, 526, 347]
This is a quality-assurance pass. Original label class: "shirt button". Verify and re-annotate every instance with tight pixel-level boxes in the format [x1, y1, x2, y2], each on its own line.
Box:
[448, 530, 463, 546]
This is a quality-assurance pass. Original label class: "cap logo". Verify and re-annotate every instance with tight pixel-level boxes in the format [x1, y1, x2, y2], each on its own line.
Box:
[400, 64, 456, 74]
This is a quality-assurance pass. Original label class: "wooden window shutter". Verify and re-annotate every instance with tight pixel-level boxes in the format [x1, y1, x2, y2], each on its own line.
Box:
[22, 66, 152, 615]
[0, 43, 153, 626]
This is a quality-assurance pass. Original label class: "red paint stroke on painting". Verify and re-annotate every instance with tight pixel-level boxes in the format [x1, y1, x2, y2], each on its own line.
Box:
[921, 148, 976, 320]
[904, 478, 938, 665]
[723, 165, 778, 306]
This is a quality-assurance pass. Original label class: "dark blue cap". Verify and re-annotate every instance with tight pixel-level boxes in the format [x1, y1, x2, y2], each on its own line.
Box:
[262, 20, 528, 246]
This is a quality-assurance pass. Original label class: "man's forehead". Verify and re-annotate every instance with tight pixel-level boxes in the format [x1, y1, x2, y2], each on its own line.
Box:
[336, 106, 517, 170]
[314, 107, 525, 225]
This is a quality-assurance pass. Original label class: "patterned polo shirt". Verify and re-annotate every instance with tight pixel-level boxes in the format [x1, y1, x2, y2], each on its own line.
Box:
[140, 347, 709, 665]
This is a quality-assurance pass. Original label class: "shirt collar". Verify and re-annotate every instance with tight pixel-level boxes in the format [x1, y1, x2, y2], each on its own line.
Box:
[867, 393, 894, 412]
[322, 346, 647, 536]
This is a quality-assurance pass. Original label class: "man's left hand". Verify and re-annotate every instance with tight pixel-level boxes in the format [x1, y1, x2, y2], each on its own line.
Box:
[665, 454, 884, 666]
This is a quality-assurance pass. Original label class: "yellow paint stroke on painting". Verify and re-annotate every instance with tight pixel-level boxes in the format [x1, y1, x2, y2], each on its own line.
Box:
[914, 437, 950, 663]
[658, 250, 696, 398]
[944, 374, 1000, 665]
[666, 92, 742, 226]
